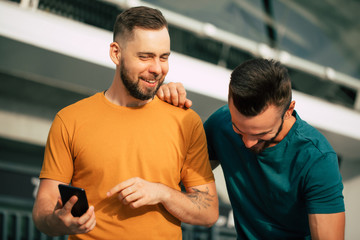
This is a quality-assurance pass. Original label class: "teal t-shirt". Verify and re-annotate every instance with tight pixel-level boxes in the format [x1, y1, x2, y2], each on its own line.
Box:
[204, 105, 344, 240]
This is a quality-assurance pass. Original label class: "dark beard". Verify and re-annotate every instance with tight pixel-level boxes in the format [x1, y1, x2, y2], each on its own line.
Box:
[249, 140, 271, 154]
[120, 62, 163, 101]
[249, 117, 285, 154]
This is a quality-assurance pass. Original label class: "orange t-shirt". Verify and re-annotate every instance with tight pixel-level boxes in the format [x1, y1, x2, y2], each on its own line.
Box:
[40, 92, 214, 239]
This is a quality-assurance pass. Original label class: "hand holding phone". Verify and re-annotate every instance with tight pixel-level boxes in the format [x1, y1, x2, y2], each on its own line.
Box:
[58, 184, 89, 217]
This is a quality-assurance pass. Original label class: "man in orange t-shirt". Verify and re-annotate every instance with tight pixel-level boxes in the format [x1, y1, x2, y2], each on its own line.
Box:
[32, 6, 218, 239]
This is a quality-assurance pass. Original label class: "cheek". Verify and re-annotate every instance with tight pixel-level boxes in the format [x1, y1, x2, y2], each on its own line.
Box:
[130, 65, 147, 78]
[161, 63, 169, 75]
[124, 57, 145, 71]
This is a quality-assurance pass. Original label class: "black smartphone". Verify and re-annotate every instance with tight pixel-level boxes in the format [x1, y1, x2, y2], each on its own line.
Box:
[58, 184, 89, 217]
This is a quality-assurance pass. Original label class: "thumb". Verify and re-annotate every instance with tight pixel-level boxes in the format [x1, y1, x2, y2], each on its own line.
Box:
[62, 195, 78, 214]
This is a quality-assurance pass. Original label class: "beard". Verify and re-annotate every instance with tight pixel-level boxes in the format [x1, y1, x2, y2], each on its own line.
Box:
[249, 140, 272, 154]
[248, 118, 285, 154]
[120, 61, 164, 101]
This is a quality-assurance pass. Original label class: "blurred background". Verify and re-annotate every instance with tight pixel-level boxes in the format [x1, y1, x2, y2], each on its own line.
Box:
[0, 0, 359, 239]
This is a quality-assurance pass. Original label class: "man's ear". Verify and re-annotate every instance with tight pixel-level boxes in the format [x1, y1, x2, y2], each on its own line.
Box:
[109, 42, 121, 65]
[285, 100, 296, 119]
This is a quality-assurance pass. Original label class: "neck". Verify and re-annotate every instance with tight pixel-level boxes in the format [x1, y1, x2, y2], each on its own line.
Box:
[105, 76, 152, 107]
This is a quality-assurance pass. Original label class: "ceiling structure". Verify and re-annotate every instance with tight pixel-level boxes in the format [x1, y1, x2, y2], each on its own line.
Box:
[137, 0, 360, 110]
[142, 0, 360, 79]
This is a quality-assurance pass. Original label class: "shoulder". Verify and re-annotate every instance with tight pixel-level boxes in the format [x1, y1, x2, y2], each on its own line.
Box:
[206, 104, 230, 121]
[204, 105, 231, 130]
[153, 97, 203, 123]
[57, 92, 101, 120]
[288, 112, 338, 170]
[294, 112, 335, 155]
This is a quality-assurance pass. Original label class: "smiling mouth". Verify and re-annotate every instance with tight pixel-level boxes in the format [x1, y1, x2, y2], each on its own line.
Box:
[144, 79, 156, 84]
[140, 77, 158, 84]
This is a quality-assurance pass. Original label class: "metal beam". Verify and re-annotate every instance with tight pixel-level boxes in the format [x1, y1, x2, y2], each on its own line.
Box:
[100, 0, 360, 111]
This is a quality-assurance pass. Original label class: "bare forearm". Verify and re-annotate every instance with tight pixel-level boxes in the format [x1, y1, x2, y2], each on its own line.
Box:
[309, 212, 345, 240]
[33, 199, 61, 236]
[32, 179, 65, 236]
[33, 196, 96, 236]
[160, 184, 219, 227]
[107, 177, 219, 226]
[33, 179, 96, 236]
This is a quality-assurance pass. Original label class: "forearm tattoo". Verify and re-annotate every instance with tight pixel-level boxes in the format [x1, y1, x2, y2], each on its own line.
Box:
[187, 187, 214, 209]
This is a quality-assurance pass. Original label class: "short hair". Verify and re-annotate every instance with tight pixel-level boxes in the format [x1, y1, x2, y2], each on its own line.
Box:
[113, 6, 168, 42]
[229, 58, 292, 117]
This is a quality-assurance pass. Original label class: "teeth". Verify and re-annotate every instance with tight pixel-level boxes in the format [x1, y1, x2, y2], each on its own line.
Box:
[140, 77, 157, 84]
[145, 80, 156, 83]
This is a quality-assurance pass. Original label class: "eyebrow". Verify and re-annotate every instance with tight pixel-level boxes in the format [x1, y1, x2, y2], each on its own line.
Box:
[137, 52, 171, 56]
[232, 122, 272, 136]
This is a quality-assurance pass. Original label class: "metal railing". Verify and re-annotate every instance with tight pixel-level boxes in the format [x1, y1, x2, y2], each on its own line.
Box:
[0, 208, 236, 240]
[0, 208, 68, 240]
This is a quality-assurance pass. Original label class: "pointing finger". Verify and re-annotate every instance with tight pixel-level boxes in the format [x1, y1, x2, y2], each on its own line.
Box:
[107, 178, 136, 197]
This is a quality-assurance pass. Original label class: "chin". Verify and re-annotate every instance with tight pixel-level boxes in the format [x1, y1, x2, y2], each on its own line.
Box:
[249, 148, 264, 154]
[249, 143, 267, 154]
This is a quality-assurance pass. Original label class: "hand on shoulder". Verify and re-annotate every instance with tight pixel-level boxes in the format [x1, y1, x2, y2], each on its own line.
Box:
[157, 82, 192, 109]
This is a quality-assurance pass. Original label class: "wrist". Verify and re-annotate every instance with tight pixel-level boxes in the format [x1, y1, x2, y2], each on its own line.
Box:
[157, 183, 171, 205]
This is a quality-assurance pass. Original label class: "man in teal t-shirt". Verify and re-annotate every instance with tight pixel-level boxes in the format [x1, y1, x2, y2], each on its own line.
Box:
[204, 106, 344, 239]
[158, 58, 345, 239]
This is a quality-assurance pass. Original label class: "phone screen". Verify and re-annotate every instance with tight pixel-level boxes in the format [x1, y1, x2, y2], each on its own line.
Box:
[58, 184, 89, 217]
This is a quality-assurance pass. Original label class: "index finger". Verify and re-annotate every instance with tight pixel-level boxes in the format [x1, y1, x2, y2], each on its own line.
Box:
[106, 178, 135, 197]
[156, 85, 166, 100]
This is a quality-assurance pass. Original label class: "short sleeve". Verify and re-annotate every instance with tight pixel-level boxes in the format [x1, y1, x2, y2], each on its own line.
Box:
[304, 152, 345, 214]
[204, 115, 217, 161]
[180, 112, 214, 187]
[39, 114, 74, 183]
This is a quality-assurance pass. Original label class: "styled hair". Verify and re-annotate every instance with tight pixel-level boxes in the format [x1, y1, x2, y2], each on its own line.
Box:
[229, 58, 292, 117]
[113, 6, 168, 42]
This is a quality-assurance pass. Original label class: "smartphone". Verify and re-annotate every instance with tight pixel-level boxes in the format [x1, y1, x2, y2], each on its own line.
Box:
[58, 184, 89, 217]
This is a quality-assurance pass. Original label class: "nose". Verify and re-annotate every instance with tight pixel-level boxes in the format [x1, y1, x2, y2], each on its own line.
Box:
[149, 58, 162, 75]
[241, 135, 259, 148]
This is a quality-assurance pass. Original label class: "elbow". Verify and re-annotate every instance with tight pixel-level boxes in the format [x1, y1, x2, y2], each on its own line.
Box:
[203, 196, 220, 227]
[208, 212, 220, 227]
[201, 209, 219, 228]
[203, 221, 216, 228]
[184, 207, 219, 227]
[32, 208, 40, 229]
[32, 209, 47, 236]
[203, 217, 219, 228]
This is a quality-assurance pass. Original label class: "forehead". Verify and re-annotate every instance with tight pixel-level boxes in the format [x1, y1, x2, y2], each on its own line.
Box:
[125, 27, 170, 53]
[228, 98, 281, 134]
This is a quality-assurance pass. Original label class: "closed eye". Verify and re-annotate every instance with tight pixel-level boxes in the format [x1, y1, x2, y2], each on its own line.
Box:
[160, 53, 170, 61]
[139, 55, 152, 60]
[232, 122, 274, 141]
